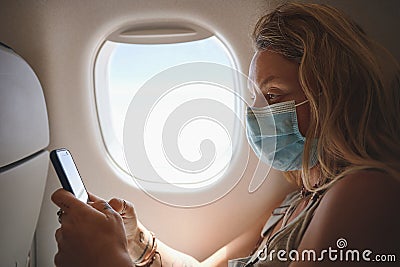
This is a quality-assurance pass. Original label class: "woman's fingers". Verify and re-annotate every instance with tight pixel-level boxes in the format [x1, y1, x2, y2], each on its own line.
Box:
[91, 200, 119, 217]
[88, 193, 126, 218]
[109, 198, 137, 219]
[88, 192, 105, 203]
[52, 189, 108, 226]
[52, 190, 131, 267]
[54, 251, 62, 267]
[55, 228, 63, 245]
[51, 188, 85, 212]
[108, 198, 125, 213]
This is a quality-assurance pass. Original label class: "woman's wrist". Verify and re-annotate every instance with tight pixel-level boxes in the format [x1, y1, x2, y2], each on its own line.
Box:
[128, 227, 148, 260]
[128, 224, 161, 266]
[132, 230, 152, 263]
[135, 232, 158, 266]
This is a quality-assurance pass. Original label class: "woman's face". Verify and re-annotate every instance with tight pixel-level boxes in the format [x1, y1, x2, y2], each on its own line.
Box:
[249, 50, 310, 136]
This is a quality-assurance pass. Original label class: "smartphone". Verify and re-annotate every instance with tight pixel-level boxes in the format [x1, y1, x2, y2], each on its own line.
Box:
[50, 148, 89, 203]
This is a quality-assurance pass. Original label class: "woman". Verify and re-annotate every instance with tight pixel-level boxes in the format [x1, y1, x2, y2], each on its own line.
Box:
[52, 2, 400, 266]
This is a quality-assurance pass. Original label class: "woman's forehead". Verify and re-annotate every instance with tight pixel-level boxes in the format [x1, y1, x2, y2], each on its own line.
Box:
[249, 50, 299, 85]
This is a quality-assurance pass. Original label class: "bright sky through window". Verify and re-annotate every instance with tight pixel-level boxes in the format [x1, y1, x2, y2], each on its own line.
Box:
[95, 36, 237, 186]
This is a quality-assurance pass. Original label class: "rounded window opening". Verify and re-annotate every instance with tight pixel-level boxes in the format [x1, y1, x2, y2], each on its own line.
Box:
[95, 24, 241, 193]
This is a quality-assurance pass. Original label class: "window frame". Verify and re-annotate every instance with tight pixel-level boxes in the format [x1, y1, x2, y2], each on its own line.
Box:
[93, 20, 246, 196]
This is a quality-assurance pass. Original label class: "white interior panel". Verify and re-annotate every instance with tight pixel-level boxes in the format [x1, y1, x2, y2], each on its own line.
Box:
[0, 151, 49, 266]
[0, 45, 49, 167]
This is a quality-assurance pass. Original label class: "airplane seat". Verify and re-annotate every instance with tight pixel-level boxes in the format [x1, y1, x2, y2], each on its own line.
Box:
[0, 42, 50, 266]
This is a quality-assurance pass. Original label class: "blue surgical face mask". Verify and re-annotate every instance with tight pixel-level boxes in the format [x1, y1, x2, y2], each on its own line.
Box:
[246, 100, 318, 171]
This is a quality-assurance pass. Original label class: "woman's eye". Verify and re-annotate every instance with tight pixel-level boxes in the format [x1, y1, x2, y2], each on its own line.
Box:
[266, 93, 280, 100]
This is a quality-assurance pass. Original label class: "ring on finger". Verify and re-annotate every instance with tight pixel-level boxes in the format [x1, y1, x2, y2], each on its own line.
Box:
[57, 209, 64, 223]
[120, 200, 127, 216]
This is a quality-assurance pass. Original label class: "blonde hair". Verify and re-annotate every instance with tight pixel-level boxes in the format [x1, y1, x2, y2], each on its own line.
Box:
[252, 2, 400, 191]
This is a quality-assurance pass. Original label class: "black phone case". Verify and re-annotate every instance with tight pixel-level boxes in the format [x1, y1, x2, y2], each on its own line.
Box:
[50, 149, 76, 195]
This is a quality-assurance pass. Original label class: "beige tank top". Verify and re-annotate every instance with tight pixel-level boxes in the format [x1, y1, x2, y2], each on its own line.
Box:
[228, 189, 325, 267]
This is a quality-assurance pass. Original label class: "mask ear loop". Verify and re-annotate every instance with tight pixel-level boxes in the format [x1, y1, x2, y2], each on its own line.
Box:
[295, 99, 309, 107]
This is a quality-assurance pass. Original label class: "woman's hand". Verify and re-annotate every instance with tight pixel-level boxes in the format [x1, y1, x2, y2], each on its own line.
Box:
[51, 189, 132, 267]
[107, 196, 151, 263]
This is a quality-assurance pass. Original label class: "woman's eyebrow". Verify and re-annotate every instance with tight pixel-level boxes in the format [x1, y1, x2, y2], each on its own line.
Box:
[259, 75, 281, 88]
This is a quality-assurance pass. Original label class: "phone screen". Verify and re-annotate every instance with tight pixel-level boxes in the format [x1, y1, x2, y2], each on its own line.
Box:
[56, 150, 89, 203]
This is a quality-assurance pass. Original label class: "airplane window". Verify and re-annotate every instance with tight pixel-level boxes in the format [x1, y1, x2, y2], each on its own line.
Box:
[95, 35, 239, 189]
